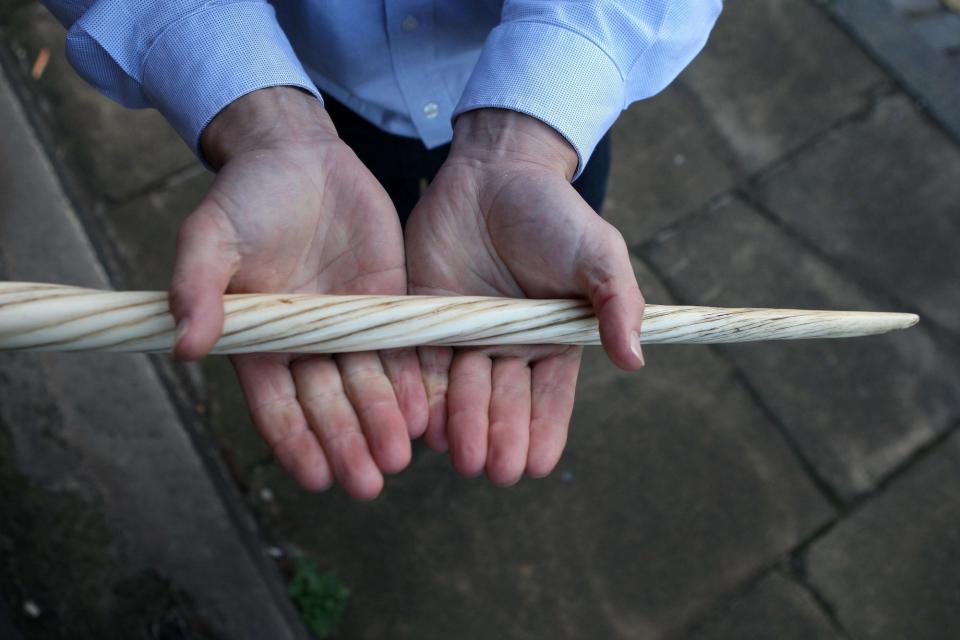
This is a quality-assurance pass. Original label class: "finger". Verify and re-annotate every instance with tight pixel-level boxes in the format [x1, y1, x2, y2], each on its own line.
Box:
[292, 357, 384, 500]
[170, 208, 240, 360]
[418, 347, 453, 452]
[337, 351, 411, 474]
[485, 358, 532, 487]
[526, 347, 582, 478]
[446, 350, 492, 477]
[578, 227, 645, 371]
[380, 347, 429, 439]
[232, 354, 333, 491]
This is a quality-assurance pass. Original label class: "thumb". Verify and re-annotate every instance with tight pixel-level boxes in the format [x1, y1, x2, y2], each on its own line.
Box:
[169, 206, 240, 361]
[577, 226, 645, 371]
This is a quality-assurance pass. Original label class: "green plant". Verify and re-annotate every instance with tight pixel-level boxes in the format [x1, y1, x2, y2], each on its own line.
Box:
[288, 559, 349, 639]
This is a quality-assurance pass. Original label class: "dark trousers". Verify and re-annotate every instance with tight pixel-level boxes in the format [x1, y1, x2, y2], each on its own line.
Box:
[323, 97, 611, 227]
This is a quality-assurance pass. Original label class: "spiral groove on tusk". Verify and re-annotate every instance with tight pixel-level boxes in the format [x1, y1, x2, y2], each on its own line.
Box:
[0, 282, 919, 354]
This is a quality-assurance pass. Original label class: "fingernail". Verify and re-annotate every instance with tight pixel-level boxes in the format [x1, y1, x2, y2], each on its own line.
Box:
[175, 318, 190, 346]
[630, 330, 645, 366]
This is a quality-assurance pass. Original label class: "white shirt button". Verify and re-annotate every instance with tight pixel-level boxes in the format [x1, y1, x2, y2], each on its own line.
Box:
[401, 15, 419, 32]
[422, 102, 439, 119]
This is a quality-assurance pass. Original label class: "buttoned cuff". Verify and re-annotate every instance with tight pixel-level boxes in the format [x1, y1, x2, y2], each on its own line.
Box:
[141, 2, 322, 158]
[454, 21, 625, 180]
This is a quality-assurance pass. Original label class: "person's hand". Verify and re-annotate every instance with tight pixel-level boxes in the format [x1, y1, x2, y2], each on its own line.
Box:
[405, 109, 645, 486]
[169, 87, 427, 499]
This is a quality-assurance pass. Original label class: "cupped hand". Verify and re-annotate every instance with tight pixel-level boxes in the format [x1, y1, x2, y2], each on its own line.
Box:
[406, 109, 645, 486]
[169, 87, 427, 499]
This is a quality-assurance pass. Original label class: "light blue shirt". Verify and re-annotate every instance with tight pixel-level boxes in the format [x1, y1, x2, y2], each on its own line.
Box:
[43, 1, 721, 177]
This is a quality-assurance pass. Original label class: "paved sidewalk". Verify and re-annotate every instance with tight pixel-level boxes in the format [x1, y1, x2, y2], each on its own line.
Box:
[1, 1, 958, 638]
[825, 0, 960, 142]
[0, 63, 308, 639]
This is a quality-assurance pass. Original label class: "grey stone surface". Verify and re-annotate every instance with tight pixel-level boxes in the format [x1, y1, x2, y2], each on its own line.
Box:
[604, 83, 736, 246]
[245, 289, 831, 639]
[806, 431, 960, 639]
[204, 355, 274, 483]
[685, 571, 839, 640]
[0, 4, 197, 203]
[644, 197, 960, 498]
[888, 0, 944, 13]
[0, 0, 31, 24]
[104, 168, 212, 290]
[0, 418, 207, 638]
[910, 11, 960, 51]
[0, 65, 305, 640]
[632, 253, 675, 307]
[680, 0, 885, 173]
[825, 0, 960, 143]
[754, 94, 960, 331]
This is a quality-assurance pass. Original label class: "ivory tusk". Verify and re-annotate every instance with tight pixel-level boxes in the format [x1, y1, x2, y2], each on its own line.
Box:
[0, 282, 919, 354]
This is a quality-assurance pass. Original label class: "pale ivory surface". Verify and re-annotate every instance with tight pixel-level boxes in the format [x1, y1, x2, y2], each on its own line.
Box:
[0, 282, 919, 353]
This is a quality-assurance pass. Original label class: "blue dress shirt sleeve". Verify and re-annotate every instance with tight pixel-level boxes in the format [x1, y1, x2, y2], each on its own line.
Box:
[42, 0, 322, 157]
[453, 1, 723, 178]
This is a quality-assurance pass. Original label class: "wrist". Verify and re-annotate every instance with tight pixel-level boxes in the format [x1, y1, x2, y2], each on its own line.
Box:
[200, 86, 337, 169]
[449, 109, 578, 180]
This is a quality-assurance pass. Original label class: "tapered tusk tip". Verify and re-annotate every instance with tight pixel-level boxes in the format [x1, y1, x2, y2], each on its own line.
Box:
[879, 312, 919, 331]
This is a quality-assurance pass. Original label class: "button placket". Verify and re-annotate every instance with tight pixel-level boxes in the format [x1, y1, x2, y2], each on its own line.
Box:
[386, 1, 453, 145]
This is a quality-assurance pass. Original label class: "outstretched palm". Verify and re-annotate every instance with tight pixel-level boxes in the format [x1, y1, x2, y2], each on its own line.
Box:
[406, 114, 644, 485]
[170, 89, 426, 499]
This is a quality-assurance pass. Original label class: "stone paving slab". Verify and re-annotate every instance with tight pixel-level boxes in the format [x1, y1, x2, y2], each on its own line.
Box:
[825, 0, 960, 142]
[752, 93, 960, 332]
[603, 83, 736, 247]
[806, 431, 960, 639]
[104, 168, 212, 290]
[685, 571, 840, 640]
[0, 4, 197, 203]
[0, 417, 205, 639]
[643, 196, 960, 498]
[679, 0, 885, 174]
[242, 261, 832, 639]
[887, 0, 960, 54]
[204, 354, 275, 483]
[0, 64, 305, 640]
[910, 10, 960, 51]
[889, 0, 944, 12]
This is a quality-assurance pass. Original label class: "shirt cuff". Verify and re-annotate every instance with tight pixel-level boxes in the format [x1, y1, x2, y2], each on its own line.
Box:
[453, 21, 625, 180]
[141, 1, 322, 158]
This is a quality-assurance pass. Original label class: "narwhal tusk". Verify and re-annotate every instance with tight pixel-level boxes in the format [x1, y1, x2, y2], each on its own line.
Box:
[0, 282, 919, 354]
